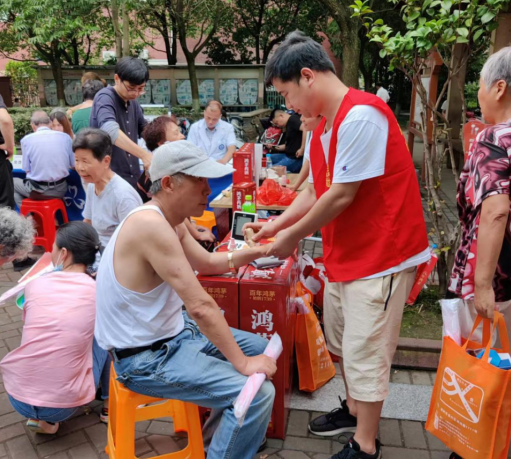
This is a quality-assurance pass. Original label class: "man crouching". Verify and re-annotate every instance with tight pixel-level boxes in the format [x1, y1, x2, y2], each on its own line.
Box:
[95, 141, 276, 458]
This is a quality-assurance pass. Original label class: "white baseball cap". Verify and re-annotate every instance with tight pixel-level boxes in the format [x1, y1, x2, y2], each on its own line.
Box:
[149, 140, 235, 181]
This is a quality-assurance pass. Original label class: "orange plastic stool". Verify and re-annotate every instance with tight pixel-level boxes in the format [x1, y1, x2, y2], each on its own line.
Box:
[20, 199, 68, 252]
[191, 211, 216, 232]
[106, 365, 205, 459]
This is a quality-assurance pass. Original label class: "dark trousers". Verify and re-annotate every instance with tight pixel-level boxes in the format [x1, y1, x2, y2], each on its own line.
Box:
[0, 157, 15, 209]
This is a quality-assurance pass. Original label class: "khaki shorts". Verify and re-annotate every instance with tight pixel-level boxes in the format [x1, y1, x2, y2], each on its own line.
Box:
[324, 267, 416, 402]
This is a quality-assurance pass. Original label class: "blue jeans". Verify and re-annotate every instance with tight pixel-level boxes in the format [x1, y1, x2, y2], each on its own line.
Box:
[112, 313, 275, 459]
[270, 153, 303, 173]
[8, 338, 111, 423]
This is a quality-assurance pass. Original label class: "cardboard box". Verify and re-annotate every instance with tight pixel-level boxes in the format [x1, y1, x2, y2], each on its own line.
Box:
[232, 182, 256, 213]
[239, 257, 298, 439]
[233, 143, 254, 184]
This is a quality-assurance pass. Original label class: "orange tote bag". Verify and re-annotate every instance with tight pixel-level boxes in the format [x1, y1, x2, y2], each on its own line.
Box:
[426, 312, 511, 459]
[295, 283, 336, 392]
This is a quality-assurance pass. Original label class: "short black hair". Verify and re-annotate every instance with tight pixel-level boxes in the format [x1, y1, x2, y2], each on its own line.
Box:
[55, 221, 100, 266]
[115, 57, 149, 85]
[73, 128, 112, 161]
[264, 31, 335, 86]
[82, 80, 104, 101]
[375, 82, 383, 87]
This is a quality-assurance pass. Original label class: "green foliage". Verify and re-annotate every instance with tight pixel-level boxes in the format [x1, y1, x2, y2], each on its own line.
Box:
[351, 0, 509, 73]
[4, 62, 39, 107]
[464, 81, 479, 110]
[8, 108, 52, 144]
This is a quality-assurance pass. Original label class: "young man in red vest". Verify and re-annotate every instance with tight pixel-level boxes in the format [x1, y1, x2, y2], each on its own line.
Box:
[247, 32, 429, 459]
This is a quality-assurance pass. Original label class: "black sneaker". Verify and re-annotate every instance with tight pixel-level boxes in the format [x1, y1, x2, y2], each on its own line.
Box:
[309, 398, 357, 437]
[331, 437, 382, 459]
[257, 436, 267, 453]
[13, 257, 37, 272]
[449, 454, 463, 459]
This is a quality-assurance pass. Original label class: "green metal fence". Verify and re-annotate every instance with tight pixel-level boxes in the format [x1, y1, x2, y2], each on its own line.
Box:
[265, 86, 286, 109]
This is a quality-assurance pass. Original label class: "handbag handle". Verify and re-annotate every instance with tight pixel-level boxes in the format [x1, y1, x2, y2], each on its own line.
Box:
[468, 312, 511, 363]
[462, 313, 491, 350]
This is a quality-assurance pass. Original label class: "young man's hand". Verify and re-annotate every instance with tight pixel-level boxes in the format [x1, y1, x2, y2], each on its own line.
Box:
[142, 152, 152, 170]
[243, 221, 279, 243]
[236, 354, 277, 379]
[296, 148, 304, 158]
[268, 228, 300, 260]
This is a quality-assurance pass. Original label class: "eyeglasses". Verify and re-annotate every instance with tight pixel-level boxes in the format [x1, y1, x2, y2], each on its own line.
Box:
[121, 80, 146, 95]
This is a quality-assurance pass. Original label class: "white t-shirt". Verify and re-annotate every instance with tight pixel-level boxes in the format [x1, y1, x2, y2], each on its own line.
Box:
[305, 105, 430, 278]
[376, 87, 390, 103]
[83, 174, 143, 248]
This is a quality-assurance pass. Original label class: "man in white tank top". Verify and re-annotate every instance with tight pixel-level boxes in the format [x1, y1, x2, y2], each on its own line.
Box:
[95, 140, 276, 459]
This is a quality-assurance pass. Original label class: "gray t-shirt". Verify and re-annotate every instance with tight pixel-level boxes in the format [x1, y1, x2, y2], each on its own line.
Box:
[83, 174, 142, 248]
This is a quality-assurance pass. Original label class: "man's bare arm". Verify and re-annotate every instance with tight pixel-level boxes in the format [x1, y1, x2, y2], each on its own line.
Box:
[219, 145, 236, 164]
[143, 218, 276, 377]
[178, 223, 269, 274]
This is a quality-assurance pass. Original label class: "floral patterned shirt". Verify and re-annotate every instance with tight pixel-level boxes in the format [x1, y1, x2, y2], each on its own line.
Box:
[449, 119, 511, 301]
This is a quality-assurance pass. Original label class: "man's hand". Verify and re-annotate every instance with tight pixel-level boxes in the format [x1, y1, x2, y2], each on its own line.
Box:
[235, 354, 277, 379]
[296, 148, 304, 158]
[474, 286, 496, 320]
[196, 226, 216, 243]
[0, 145, 12, 160]
[243, 221, 279, 243]
[142, 152, 152, 171]
[269, 228, 300, 259]
[217, 158, 228, 165]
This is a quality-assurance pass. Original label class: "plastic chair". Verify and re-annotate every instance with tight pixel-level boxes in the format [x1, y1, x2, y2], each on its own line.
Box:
[191, 211, 216, 232]
[106, 365, 205, 459]
[19, 199, 68, 252]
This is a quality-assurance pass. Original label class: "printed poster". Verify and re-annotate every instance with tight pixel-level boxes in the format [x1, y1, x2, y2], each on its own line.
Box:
[176, 80, 192, 105]
[239, 79, 258, 105]
[220, 79, 238, 105]
[199, 79, 214, 105]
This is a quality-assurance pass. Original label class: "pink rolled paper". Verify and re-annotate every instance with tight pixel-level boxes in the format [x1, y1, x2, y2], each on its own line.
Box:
[233, 333, 283, 424]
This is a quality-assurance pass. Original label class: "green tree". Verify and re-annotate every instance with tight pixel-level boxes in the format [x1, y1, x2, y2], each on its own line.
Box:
[172, 0, 227, 110]
[4, 62, 39, 107]
[352, 0, 510, 293]
[0, 0, 107, 105]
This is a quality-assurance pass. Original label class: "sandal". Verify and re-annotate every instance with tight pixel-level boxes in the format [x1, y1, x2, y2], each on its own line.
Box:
[27, 419, 59, 434]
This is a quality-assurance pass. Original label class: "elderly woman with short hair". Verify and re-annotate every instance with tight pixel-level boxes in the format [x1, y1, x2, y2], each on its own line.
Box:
[0, 208, 34, 266]
[447, 46, 511, 459]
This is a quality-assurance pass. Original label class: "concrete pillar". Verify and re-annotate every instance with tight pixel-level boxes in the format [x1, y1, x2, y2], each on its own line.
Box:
[490, 5, 511, 53]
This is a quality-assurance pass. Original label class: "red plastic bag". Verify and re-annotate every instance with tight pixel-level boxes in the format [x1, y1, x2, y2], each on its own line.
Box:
[257, 179, 297, 206]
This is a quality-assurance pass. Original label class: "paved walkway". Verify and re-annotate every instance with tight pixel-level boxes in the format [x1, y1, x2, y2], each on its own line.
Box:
[0, 260, 466, 459]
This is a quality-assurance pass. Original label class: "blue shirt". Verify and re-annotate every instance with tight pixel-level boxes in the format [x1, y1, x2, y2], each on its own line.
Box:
[187, 119, 236, 161]
[20, 127, 74, 182]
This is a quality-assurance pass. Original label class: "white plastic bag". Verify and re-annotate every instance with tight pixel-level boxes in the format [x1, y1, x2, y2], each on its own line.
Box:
[440, 298, 464, 345]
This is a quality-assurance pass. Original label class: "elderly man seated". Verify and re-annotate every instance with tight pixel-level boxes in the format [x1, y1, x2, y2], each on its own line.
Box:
[95, 141, 276, 459]
[187, 100, 237, 164]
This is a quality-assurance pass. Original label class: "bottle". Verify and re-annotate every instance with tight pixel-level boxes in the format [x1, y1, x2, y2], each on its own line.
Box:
[242, 195, 256, 213]
[266, 154, 273, 175]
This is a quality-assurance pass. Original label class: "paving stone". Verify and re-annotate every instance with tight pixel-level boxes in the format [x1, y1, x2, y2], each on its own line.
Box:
[401, 421, 427, 449]
[146, 435, 182, 454]
[0, 411, 25, 428]
[379, 418, 402, 446]
[425, 431, 449, 451]
[430, 372, 437, 385]
[136, 420, 151, 432]
[411, 371, 433, 386]
[311, 455, 332, 459]
[5, 336, 22, 351]
[45, 454, 68, 459]
[7, 434, 38, 459]
[85, 423, 108, 452]
[0, 349, 8, 360]
[252, 447, 279, 458]
[37, 431, 88, 457]
[287, 410, 310, 437]
[266, 438, 283, 449]
[430, 452, 451, 459]
[135, 438, 153, 456]
[0, 423, 25, 442]
[0, 444, 6, 457]
[68, 442, 98, 459]
[146, 420, 175, 436]
[390, 370, 411, 384]
[0, 321, 24, 333]
[0, 393, 14, 416]
[279, 451, 311, 459]
[283, 436, 332, 454]
[384, 447, 430, 459]
[56, 413, 100, 437]
[0, 330, 19, 340]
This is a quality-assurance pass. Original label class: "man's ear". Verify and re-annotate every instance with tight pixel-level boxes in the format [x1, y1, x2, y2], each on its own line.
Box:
[301, 68, 315, 86]
[161, 175, 174, 192]
[495, 80, 508, 101]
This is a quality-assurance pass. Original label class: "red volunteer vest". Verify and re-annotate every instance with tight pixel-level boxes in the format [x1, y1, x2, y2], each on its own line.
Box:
[310, 88, 428, 282]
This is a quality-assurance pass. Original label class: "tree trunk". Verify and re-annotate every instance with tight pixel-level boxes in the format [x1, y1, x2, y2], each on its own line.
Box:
[171, 16, 178, 65]
[341, 25, 360, 88]
[122, 3, 130, 57]
[162, 28, 173, 65]
[111, 0, 123, 59]
[51, 58, 66, 106]
[184, 52, 200, 111]
[255, 36, 261, 65]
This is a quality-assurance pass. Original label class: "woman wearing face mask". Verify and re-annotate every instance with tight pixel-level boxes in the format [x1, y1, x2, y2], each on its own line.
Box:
[0, 222, 110, 434]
